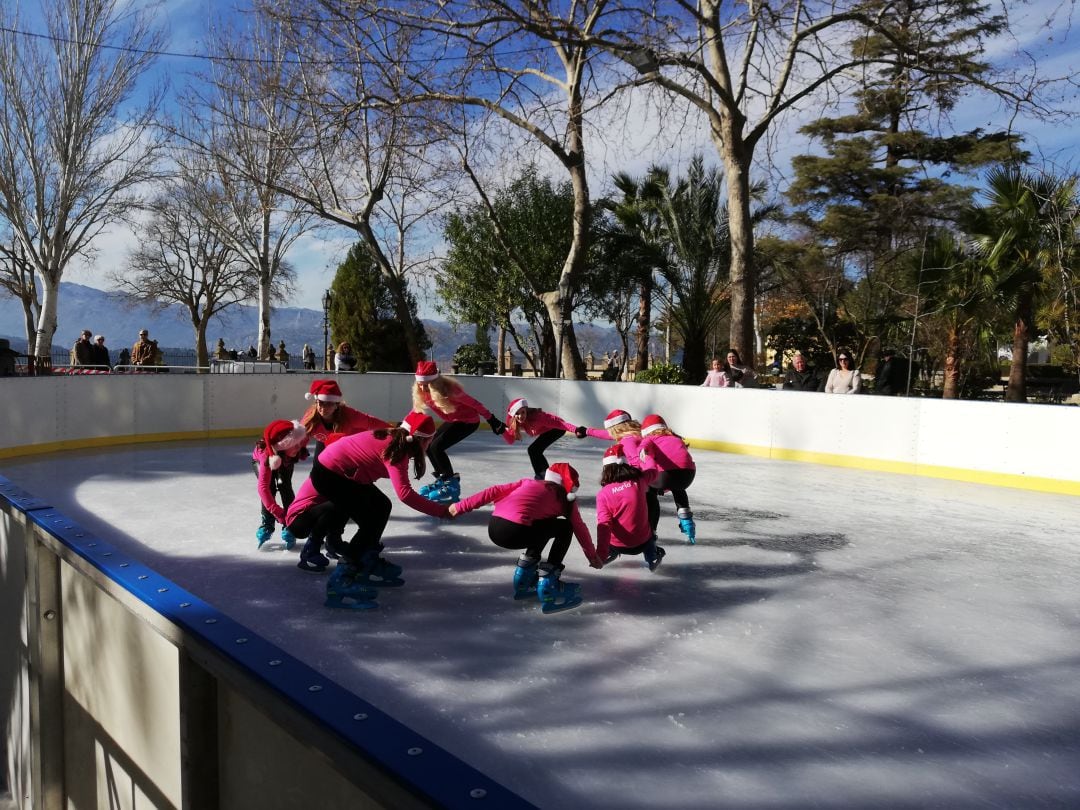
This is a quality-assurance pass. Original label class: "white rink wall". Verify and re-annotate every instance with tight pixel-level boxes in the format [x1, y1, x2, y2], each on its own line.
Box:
[1, 372, 1077, 494]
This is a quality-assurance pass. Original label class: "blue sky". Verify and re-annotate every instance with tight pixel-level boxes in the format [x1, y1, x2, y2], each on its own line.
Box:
[53, 0, 1080, 316]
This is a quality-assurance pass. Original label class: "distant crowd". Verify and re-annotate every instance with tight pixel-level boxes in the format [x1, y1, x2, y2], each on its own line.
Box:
[702, 347, 912, 395]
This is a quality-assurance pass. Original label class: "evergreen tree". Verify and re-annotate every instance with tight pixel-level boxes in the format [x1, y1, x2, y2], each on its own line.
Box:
[330, 243, 429, 372]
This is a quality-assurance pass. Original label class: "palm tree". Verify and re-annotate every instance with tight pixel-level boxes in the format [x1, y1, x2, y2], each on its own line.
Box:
[965, 167, 1079, 402]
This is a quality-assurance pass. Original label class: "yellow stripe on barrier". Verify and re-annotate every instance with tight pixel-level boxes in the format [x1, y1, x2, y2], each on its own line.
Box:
[0, 428, 260, 460]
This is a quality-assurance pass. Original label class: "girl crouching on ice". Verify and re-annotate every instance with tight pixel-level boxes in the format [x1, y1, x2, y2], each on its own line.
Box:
[583, 409, 645, 460]
[449, 463, 602, 614]
[253, 419, 308, 550]
[502, 397, 588, 477]
[596, 444, 665, 571]
[640, 414, 698, 544]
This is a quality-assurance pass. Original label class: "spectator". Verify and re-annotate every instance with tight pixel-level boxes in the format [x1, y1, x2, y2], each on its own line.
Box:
[71, 330, 94, 366]
[782, 351, 820, 392]
[824, 348, 862, 394]
[278, 340, 290, 369]
[247, 345, 257, 359]
[701, 357, 725, 387]
[130, 329, 155, 366]
[335, 341, 358, 372]
[0, 338, 19, 376]
[722, 349, 757, 388]
[117, 347, 131, 367]
[91, 335, 111, 369]
[302, 343, 316, 370]
[875, 348, 911, 395]
[214, 338, 230, 361]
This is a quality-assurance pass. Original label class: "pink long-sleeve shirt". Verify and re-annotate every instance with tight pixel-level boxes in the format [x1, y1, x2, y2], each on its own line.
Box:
[501, 409, 577, 445]
[252, 443, 306, 524]
[641, 434, 696, 472]
[454, 478, 597, 560]
[305, 405, 391, 445]
[595, 462, 659, 559]
[418, 388, 492, 424]
[285, 476, 324, 526]
[305, 431, 450, 519]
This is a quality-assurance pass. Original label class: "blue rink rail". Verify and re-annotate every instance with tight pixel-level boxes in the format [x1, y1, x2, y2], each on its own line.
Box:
[0, 474, 536, 810]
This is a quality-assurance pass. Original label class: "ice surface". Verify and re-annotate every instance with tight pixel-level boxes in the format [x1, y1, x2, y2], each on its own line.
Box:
[5, 433, 1080, 808]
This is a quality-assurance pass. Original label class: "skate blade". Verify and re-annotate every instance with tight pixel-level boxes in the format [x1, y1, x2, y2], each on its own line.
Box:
[513, 588, 537, 600]
[297, 561, 328, 572]
[324, 595, 378, 610]
[540, 596, 583, 614]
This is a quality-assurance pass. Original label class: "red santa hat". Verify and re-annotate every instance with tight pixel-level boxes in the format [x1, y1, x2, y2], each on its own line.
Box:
[641, 414, 668, 436]
[544, 462, 580, 501]
[603, 409, 632, 429]
[507, 397, 528, 418]
[263, 419, 308, 469]
[415, 360, 440, 382]
[400, 411, 436, 440]
[602, 444, 628, 466]
[304, 379, 343, 402]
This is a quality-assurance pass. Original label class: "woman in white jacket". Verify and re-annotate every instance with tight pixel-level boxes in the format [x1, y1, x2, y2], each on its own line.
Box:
[824, 349, 862, 394]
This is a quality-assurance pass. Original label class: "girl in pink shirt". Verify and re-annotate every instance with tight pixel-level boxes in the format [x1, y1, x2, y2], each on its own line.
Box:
[449, 462, 601, 614]
[252, 419, 308, 551]
[303, 412, 451, 609]
[583, 408, 647, 465]
[595, 443, 665, 571]
[412, 360, 505, 504]
[502, 397, 588, 477]
[640, 414, 698, 544]
[300, 379, 392, 460]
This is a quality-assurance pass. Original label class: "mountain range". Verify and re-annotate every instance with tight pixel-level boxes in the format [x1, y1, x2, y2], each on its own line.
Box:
[0, 282, 621, 366]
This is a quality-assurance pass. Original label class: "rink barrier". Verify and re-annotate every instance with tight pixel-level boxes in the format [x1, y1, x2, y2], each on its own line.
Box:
[1, 372, 1077, 495]
[0, 475, 537, 809]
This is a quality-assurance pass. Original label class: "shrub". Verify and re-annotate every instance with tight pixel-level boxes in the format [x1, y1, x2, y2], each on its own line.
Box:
[452, 342, 495, 375]
[635, 362, 686, 385]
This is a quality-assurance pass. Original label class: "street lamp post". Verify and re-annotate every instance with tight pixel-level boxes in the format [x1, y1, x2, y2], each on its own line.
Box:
[322, 289, 332, 371]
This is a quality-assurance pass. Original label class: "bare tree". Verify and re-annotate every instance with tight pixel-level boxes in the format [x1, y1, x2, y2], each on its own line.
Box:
[178, 14, 315, 360]
[0, 0, 164, 359]
[0, 229, 39, 349]
[111, 170, 256, 368]
[584, 0, 1064, 364]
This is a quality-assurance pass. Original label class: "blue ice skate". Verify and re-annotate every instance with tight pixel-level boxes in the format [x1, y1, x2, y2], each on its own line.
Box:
[256, 525, 273, 549]
[677, 508, 697, 545]
[643, 537, 666, 572]
[353, 543, 405, 587]
[513, 555, 540, 600]
[430, 474, 461, 505]
[325, 564, 378, 610]
[419, 477, 445, 498]
[280, 527, 297, 551]
[537, 563, 582, 614]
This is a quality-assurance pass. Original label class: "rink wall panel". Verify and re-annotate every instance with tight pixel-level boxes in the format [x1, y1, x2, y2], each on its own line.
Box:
[0, 476, 536, 810]
[1, 371, 1076, 492]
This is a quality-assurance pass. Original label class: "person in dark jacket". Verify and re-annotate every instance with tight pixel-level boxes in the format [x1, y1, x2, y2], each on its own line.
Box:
[782, 351, 820, 392]
[875, 348, 911, 395]
[90, 335, 111, 369]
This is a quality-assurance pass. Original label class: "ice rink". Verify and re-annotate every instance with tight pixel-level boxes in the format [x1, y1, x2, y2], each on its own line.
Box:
[4, 432, 1079, 808]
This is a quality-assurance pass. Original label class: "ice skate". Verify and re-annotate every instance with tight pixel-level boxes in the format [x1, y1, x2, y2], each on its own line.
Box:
[280, 527, 297, 551]
[677, 508, 696, 545]
[512, 554, 540, 600]
[354, 543, 405, 587]
[643, 536, 666, 572]
[604, 548, 621, 565]
[431, 474, 461, 505]
[537, 563, 583, 614]
[256, 525, 273, 549]
[297, 538, 329, 572]
[324, 564, 378, 610]
[418, 478, 444, 498]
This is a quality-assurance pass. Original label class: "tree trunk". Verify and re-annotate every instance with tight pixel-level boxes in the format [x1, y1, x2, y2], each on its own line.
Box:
[942, 327, 961, 399]
[195, 315, 210, 372]
[682, 330, 708, 385]
[34, 273, 61, 361]
[22, 293, 38, 356]
[497, 325, 507, 374]
[258, 267, 272, 360]
[635, 276, 652, 372]
[723, 144, 756, 366]
[1005, 293, 1032, 403]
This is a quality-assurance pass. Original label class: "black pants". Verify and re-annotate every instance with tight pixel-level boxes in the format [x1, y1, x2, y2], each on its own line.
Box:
[252, 461, 295, 530]
[286, 501, 348, 554]
[488, 515, 572, 567]
[427, 420, 479, 479]
[527, 429, 565, 478]
[309, 460, 391, 564]
[646, 468, 696, 530]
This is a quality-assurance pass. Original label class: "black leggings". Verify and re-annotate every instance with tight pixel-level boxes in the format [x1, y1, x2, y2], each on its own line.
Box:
[488, 515, 572, 567]
[252, 461, 295, 529]
[646, 468, 696, 530]
[309, 461, 392, 563]
[427, 420, 479, 479]
[527, 429, 566, 478]
[287, 501, 347, 546]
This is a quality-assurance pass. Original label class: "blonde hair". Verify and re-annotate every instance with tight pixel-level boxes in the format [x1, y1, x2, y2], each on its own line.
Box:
[509, 406, 540, 441]
[412, 375, 464, 415]
[300, 400, 348, 434]
[609, 420, 641, 439]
